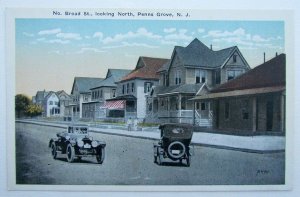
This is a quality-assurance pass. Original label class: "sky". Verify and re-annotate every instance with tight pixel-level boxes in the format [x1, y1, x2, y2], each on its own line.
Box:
[15, 19, 284, 97]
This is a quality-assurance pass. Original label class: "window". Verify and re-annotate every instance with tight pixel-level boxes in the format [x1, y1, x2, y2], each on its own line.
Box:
[100, 90, 103, 98]
[49, 101, 53, 105]
[215, 70, 221, 84]
[122, 84, 125, 94]
[196, 102, 200, 110]
[227, 70, 243, 81]
[55, 101, 58, 105]
[161, 100, 164, 106]
[233, 54, 237, 63]
[196, 69, 206, 84]
[112, 89, 116, 98]
[144, 82, 153, 93]
[175, 70, 181, 85]
[241, 100, 249, 120]
[131, 83, 135, 92]
[201, 102, 206, 111]
[225, 102, 230, 120]
[127, 83, 129, 94]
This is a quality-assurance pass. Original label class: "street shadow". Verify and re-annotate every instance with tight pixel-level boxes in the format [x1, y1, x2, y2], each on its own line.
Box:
[156, 160, 188, 167]
[54, 157, 98, 165]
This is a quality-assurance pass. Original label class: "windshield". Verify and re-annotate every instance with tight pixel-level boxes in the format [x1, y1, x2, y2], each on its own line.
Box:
[68, 127, 88, 134]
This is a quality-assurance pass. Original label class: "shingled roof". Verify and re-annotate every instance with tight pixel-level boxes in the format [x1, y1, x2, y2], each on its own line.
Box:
[120, 56, 169, 82]
[90, 69, 131, 89]
[158, 38, 247, 72]
[211, 54, 286, 93]
[71, 77, 104, 94]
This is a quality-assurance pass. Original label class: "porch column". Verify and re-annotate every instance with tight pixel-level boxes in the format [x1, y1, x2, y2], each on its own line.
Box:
[167, 97, 170, 119]
[178, 94, 182, 123]
[193, 100, 196, 125]
[252, 97, 257, 132]
[280, 93, 285, 132]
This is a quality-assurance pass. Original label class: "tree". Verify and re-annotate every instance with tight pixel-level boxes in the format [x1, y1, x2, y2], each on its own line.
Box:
[15, 94, 30, 118]
[25, 104, 43, 117]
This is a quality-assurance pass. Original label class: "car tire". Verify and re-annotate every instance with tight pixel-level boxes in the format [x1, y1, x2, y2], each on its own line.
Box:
[66, 144, 75, 163]
[186, 156, 191, 167]
[96, 147, 105, 164]
[51, 142, 57, 159]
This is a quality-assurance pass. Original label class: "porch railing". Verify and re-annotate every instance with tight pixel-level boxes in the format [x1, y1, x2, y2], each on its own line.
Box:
[157, 110, 193, 118]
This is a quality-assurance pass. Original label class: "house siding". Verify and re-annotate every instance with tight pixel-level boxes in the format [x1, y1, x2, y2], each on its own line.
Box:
[168, 55, 185, 86]
[214, 93, 284, 132]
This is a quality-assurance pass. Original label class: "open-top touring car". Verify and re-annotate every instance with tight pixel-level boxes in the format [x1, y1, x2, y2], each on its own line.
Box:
[49, 124, 106, 164]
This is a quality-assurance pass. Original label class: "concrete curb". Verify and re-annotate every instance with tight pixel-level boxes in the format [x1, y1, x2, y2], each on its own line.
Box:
[16, 120, 284, 154]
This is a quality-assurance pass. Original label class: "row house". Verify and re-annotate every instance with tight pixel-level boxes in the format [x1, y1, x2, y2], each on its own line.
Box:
[192, 54, 285, 133]
[146, 38, 250, 126]
[81, 69, 131, 120]
[105, 56, 169, 122]
[65, 77, 103, 119]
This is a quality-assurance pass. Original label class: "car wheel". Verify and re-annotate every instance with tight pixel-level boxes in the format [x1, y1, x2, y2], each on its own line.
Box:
[96, 147, 105, 164]
[51, 142, 57, 159]
[157, 150, 163, 165]
[186, 156, 191, 167]
[66, 144, 75, 163]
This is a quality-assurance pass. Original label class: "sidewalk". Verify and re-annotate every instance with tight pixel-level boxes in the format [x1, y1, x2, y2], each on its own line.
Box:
[16, 119, 285, 153]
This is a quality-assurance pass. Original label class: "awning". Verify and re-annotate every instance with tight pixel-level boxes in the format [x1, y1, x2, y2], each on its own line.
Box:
[104, 100, 125, 109]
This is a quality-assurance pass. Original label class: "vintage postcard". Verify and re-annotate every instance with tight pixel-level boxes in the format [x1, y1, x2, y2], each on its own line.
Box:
[5, 8, 294, 191]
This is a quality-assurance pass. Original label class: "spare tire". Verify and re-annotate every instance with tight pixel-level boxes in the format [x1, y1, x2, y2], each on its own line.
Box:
[167, 141, 186, 159]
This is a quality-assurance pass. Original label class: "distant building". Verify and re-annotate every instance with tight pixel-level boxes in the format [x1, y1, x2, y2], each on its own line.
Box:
[82, 69, 131, 120]
[33, 90, 49, 107]
[106, 56, 169, 122]
[56, 90, 72, 117]
[65, 77, 104, 119]
[146, 38, 250, 125]
[192, 54, 286, 133]
[43, 91, 60, 117]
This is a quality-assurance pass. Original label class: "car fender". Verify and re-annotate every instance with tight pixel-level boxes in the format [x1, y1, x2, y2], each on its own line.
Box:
[96, 140, 106, 148]
[49, 138, 58, 147]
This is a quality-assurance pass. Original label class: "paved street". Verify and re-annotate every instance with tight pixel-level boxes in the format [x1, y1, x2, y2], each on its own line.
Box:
[16, 122, 285, 185]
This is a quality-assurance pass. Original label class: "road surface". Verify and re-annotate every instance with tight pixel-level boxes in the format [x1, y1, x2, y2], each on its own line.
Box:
[15, 122, 285, 185]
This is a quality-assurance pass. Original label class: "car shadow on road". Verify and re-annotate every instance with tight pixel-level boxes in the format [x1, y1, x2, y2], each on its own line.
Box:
[156, 161, 189, 167]
[54, 157, 98, 165]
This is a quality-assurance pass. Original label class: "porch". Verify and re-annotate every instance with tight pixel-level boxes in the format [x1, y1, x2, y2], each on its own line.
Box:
[146, 94, 213, 126]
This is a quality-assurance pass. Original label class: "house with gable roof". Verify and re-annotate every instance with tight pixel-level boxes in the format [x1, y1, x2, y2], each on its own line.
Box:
[105, 56, 169, 121]
[192, 54, 286, 133]
[81, 69, 131, 120]
[42, 91, 60, 117]
[56, 90, 72, 117]
[65, 77, 104, 119]
[146, 38, 250, 126]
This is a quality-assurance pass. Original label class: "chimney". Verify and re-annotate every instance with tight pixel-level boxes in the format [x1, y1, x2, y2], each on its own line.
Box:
[276, 52, 278, 57]
[210, 44, 212, 50]
[264, 52, 265, 63]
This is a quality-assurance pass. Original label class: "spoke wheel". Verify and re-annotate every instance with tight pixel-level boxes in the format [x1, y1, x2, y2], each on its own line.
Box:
[51, 142, 57, 159]
[66, 144, 75, 163]
[96, 148, 105, 164]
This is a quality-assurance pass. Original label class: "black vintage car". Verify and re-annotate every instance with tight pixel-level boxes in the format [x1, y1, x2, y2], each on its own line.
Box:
[49, 124, 106, 164]
[153, 123, 194, 166]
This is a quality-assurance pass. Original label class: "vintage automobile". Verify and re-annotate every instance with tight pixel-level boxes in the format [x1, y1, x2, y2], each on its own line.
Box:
[153, 123, 194, 167]
[49, 124, 106, 164]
